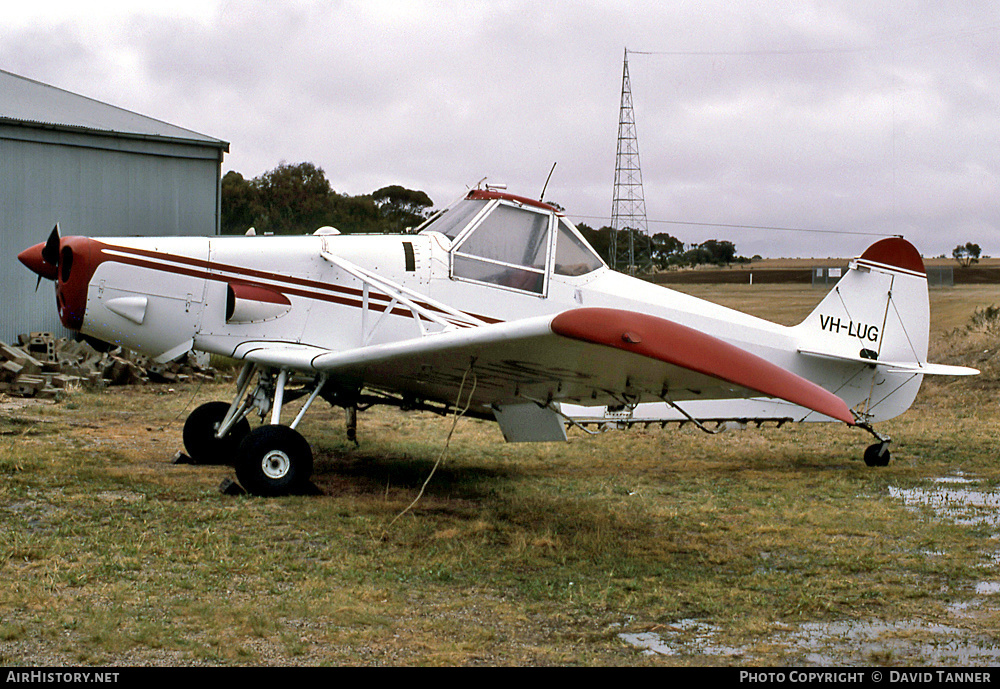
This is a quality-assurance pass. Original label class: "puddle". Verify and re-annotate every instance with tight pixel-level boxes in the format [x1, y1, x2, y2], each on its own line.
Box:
[620, 473, 1000, 663]
[620, 619, 744, 658]
[888, 473, 1000, 529]
[619, 632, 678, 657]
[784, 619, 1000, 665]
[620, 617, 1000, 664]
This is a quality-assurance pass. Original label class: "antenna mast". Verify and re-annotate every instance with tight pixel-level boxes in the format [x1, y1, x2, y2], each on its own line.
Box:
[610, 48, 651, 274]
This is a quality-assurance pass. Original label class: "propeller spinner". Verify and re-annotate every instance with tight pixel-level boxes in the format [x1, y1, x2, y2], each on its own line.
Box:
[18, 224, 61, 282]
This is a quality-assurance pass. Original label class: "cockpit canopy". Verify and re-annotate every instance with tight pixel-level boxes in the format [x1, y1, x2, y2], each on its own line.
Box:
[418, 190, 605, 295]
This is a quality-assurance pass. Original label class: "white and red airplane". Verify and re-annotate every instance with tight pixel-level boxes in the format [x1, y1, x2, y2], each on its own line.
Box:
[19, 186, 977, 495]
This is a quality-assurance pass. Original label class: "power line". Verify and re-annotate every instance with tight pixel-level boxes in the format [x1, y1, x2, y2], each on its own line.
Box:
[627, 23, 1000, 58]
[627, 47, 871, 57]
[569, 215, 900, 238]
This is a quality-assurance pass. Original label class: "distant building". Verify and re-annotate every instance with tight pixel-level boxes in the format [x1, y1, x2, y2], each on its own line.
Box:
[0, 69, 229, 342]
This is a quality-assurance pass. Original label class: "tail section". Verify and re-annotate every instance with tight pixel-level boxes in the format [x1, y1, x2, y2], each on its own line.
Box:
[795, 237, 975, 422]
[800, 238, 929, 368]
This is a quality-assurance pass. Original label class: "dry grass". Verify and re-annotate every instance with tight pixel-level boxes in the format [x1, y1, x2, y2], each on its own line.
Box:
[1, 285, 1000, 666]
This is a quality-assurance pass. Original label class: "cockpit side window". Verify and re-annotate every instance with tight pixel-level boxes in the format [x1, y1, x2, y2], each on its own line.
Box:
[451, 202, 552, 294]
[553, 219, 604, 276]
[419, 199, 489, 239]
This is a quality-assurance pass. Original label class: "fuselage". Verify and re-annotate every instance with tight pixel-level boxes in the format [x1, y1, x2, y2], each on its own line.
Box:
[62, 232, 792, 374]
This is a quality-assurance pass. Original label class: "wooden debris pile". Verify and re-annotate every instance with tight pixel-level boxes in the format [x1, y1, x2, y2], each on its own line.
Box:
[0, 332, 217, 399]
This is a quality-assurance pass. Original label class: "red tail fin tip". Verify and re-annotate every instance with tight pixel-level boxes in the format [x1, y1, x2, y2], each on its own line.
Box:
[859, 238, 925, 275]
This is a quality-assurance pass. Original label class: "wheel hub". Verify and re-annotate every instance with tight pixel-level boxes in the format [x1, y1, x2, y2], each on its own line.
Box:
[261, 449, 291, 479]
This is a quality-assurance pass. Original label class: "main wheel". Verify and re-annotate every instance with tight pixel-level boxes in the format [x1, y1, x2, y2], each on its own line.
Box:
[235, 425, 313, 497]
[182, 401, 250, 465]
[863, 442, 891, 467]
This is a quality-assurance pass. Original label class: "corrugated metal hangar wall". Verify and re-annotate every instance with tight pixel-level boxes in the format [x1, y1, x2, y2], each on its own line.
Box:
[1, 69, 229, 343]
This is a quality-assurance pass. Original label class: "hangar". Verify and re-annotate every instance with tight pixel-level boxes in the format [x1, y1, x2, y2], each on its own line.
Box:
[0, 69, 229, 343]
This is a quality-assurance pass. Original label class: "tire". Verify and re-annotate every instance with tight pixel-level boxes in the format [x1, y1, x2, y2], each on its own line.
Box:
[863, 443, 891, 467]
[182, 401, 250, 465]
[235, 425, 313, 497]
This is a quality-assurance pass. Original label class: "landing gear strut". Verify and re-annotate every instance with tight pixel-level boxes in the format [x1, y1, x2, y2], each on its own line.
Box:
[182, 401, 251, 465]
[183, 363, 329, 496]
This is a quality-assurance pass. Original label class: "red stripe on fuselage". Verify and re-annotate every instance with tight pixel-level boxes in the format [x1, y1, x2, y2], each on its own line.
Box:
[95, 242, 501, 325]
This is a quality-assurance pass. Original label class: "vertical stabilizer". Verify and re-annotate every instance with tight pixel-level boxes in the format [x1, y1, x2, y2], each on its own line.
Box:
[794, 238, 930, 421]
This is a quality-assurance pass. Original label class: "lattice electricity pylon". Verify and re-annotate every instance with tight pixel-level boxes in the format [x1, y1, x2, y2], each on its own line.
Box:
[610, 48, 653, 274]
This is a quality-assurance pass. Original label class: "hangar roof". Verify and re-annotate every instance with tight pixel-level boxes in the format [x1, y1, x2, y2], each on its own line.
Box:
[0, 69, 228, 150]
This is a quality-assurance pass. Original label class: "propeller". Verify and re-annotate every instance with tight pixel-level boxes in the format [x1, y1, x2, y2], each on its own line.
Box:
[19, 224, 93, 333]
[42, 224, 60, 267]
[18, 224, 61, 288]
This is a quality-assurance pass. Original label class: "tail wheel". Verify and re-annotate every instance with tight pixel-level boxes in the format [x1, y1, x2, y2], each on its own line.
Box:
[863, 442, 891, 467]
[183, 401, 250, 465]
[235, 425, 313, 496]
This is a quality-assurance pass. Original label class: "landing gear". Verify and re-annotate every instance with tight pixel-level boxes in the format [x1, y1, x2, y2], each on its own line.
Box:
[856, 419, 892, 467]
[181, 363, 329, 496]
[863, 442, 891, 467]
[183, 401, 251, 465]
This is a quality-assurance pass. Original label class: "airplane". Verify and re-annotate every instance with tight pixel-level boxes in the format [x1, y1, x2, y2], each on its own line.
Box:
[18, 185, 978, 496]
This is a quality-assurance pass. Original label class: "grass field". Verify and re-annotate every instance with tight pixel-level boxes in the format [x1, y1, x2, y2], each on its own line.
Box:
[1, 284, 999, 666]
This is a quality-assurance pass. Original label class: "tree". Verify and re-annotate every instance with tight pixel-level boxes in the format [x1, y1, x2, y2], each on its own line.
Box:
[953, 242, 982, 268]
[221, 163, 436, 235]
[698, 239, 738, 266]
[220, 171, 258, 235]
[371, 185, 434, 233]
[330, 193, 382, 234]
[651, 232, 684, 268]
[251, 162, 338, 234]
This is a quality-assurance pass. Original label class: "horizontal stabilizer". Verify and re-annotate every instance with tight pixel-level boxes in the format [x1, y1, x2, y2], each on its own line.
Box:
[798, 348, 979, 376]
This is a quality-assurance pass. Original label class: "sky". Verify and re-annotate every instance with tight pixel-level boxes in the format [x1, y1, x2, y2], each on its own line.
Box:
[2, 0, 998, 258]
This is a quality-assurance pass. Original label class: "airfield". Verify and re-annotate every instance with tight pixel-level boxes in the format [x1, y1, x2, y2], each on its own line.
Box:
[1, 276, 999, 666]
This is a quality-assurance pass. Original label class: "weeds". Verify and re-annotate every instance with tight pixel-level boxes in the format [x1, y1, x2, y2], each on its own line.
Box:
[967, 304, 1000, 333]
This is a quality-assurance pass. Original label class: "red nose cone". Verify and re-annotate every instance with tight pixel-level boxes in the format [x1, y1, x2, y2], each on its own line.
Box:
[18, 242, 58, 280]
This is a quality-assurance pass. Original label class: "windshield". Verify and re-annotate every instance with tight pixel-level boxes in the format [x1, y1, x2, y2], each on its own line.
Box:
[423, 192, 604, 294]
[553, 218, 604, 275]
[456, 203, 550, 269]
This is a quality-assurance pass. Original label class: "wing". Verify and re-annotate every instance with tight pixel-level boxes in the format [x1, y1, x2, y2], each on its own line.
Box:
[272, 307, 855, 427]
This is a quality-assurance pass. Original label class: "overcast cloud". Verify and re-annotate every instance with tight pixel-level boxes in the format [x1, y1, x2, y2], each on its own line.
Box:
[3, 0, 998, 258]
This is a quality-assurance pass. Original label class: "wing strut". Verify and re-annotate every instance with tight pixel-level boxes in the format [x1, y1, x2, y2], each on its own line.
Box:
[320, 242, 488, 343]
